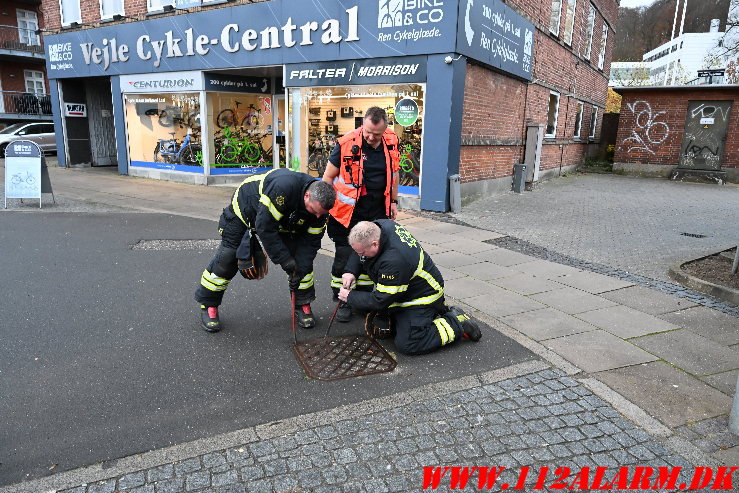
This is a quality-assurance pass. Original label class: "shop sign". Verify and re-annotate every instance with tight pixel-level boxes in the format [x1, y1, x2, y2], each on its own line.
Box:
[44, 0, 456, 79]
[456, 0, 534, 81]
[120, 72, 203, 93]
[203, 73, 270, 94]
[395, 98, 419, 127]
[4, 141, 42, 208]
[285, 56, 427, 87]
[64, 103, 87, 117]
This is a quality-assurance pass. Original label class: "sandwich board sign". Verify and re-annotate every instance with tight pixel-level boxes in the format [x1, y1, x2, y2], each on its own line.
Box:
[4, 140, 51, 208]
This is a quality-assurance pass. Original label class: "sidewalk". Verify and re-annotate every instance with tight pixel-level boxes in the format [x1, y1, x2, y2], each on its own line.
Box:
[1, 166, 737, 492]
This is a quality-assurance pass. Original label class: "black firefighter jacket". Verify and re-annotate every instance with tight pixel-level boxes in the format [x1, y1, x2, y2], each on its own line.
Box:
[345, 219, 445, 313]
[229, 168, 327, 274]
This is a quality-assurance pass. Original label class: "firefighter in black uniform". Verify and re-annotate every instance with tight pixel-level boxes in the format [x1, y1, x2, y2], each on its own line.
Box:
[337, 220, 482, 355]
[195, 168, 336, 332]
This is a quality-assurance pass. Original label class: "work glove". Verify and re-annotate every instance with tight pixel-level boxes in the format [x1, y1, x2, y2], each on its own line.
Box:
[280, 257, 297, 276]
[238, 258, 256, 279]
[288, 271, 302, 292]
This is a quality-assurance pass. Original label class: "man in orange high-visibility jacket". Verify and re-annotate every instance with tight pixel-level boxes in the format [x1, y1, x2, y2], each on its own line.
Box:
[322, 106, 400, 324]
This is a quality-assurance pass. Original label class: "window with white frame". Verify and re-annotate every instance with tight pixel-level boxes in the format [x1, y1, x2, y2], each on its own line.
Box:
[148, 0, 175, 12]
[59, 0, 81, 26]
[589, 105, 598, 139]
[546, 92, 560, 137]
[563, 0, 577, 46]
[583, 4, 595, 59]
[549, 0, 563, 35]
[100, 0, 124, 19]
[24, 70, 45, 94]
[17, 10, 40, 46]
[573, 102, 584, 139]
[597, 23, 608, 70]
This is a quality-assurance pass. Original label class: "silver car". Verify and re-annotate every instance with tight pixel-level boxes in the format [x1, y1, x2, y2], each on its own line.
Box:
[0, 122, 56, 156]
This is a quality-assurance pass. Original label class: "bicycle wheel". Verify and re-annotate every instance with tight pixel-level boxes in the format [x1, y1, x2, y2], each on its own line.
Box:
[26, 175, 36, 186]
[153, 143, 164, 162]
[217, 109, 236, 129]
[316, 155, 328, 178]
[179, 144, 202, 165]
[307, 152, 320, 171]
[220, 144, 240, 163]
[242, 143, 261, 163]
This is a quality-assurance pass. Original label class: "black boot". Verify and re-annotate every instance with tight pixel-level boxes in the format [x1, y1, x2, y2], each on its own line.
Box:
[200, 305, 222, 333]
[336, 302, 352, 323]
[447, 306, 481, 341]
[295, 304, 316, 329]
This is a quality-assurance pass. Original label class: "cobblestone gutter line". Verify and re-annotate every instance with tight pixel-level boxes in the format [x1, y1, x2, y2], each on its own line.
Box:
[3, 362, 714, 493]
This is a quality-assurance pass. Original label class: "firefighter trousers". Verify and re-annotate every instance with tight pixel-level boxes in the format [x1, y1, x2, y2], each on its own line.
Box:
[389, 301, 464, 356]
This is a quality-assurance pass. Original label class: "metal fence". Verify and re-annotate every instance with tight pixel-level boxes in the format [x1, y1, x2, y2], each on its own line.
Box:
[0, 24, 43, 54]
[0, 91, 52, 116]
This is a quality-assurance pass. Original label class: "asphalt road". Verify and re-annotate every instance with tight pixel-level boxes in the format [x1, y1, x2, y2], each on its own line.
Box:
[0, 212, 536, 486]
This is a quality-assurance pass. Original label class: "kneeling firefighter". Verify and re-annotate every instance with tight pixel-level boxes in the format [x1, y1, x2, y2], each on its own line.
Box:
[338, 220, 482, 355]
[194, 168, 336, 332]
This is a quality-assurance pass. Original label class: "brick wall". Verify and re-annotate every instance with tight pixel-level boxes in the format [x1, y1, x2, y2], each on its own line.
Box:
[459, 0, 616, 184]
[614, 88, 739, 170]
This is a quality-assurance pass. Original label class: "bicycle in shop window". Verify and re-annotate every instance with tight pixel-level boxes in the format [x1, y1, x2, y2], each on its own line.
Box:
[145, 106, 200, 128]
[398, 137, 421, 187]
[153, 129, 202, 165]
[216, 102, 262, 132]
[307, 134, 338, 178]
[214, 126, 265, 165]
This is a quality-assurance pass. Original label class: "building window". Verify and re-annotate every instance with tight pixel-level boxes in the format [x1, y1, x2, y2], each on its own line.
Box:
[17, 10, 40, 46]
[582, 4, 595, 59]
[148, 0, 175, 12]
[563, 0, 577, 46]
[59, 0, 81, 26]
[25, 70, 45, 94]
[589, 105, 598, 139]
[574, 102, 584, 139]
[546, 92, 560, 137]
[549, 0, 563, 35]
[597, 24, 608, 70]
[100, 0, 124, 19]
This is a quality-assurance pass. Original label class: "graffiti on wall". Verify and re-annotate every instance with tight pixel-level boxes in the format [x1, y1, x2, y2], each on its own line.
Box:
[622, 101, 670, 155]
[678, 101, 732, 171]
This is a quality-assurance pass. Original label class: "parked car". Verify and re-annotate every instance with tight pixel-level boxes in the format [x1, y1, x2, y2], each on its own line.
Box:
[0, 122, 56, 156]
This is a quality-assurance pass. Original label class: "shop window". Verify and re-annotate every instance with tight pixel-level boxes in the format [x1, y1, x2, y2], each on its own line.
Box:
[597, 24, 608, 70]
[59, 0, 81, 26]
[124, 93, 203, 171]
[289, 84, 424, 195]
[546, 92, 560, 138]
[24, 70, 45, 95]
[147, 0, 175, 12]
[573, 102, 583, 139]
[100, 0, 124, 20]
[563, 0, 576, 46]
[582, 4, 595, 59]
[549, 0, 563, 35]
[207, 93, 283, 174]
[17, 10, 40, 46]
[589, 105, 598, 139]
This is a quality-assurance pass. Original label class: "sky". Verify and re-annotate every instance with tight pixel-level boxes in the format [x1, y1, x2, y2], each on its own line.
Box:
[619, 0, 658, 8]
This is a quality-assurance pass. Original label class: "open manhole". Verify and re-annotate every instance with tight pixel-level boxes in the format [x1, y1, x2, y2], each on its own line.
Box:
[293, 335, 396, 381]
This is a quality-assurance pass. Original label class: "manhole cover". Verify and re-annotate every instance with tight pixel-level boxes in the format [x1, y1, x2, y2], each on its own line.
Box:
[293, 335, 397, 381]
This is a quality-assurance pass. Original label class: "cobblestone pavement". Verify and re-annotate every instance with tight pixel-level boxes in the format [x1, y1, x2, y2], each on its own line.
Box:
[15, 366, 713, 493]
[453, 174, 739, 283]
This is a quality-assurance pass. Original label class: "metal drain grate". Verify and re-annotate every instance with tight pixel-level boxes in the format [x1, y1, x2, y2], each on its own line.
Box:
[293, 335, 397, 381]
[680, 232, 707, 238]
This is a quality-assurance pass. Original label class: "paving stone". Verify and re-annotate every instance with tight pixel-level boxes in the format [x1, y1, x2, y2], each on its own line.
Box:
[633, 329, 739, 375]
[544, 330, 658, 372]
[531, 287, 619, 314]
[119, 471, 145, 490]
[88, 480, 116, 493]
[146, 464, 174, 483]
[552, 270, 636, 294]
[185, 471, 210, 491]
[464, 289, 547, 318]
[575, 305, 680, 338]
[174, 458, 201, 475]
[472, 248, 538, 267]
[657, 306, 739, 346]
[701, 369, 739, 396]
[601, 285, 699, 315]
[490, 273, 563, 295]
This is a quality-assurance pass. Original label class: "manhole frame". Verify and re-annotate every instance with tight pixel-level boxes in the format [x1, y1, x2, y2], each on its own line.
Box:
[293, 334, 397, 381]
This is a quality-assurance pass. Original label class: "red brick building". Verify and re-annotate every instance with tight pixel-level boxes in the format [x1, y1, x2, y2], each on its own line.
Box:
[39, 0, 617, 210]
[0, 0, 51, 127]
[613, 86, 739, 184]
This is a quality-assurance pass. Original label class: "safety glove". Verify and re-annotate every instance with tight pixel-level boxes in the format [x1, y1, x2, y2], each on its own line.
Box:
[280, 257, 297, 276]
[288, 271, 302, 292]
[238, 258, 258, 279]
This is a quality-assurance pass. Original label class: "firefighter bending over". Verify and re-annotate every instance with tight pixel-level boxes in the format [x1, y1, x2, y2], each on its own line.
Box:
[195, 168, 336, 332]
[337, 220, 482, 355]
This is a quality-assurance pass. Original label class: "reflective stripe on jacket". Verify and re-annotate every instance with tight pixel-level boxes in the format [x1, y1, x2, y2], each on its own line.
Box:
[345, 219, 444, 312]
[330, 127, 400, 228]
